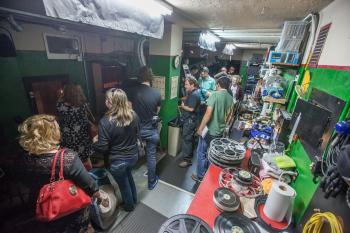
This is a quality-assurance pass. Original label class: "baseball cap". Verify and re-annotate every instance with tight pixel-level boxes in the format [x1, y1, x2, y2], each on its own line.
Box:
[202, 67, 209, 73]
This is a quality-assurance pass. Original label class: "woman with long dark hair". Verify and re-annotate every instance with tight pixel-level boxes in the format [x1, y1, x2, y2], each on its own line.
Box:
[93, 88, 139, 211]
[56, 83, 94, 169]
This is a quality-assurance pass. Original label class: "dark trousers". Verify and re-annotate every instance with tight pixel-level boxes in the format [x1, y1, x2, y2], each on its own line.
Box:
[109, 155, 138, 211]
[181, 118, 197, 161]
[198, 104, 207, 125]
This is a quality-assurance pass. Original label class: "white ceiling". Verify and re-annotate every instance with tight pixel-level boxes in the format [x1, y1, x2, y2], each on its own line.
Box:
[164, 0, 333, 46]
[165, 0, 333, 29]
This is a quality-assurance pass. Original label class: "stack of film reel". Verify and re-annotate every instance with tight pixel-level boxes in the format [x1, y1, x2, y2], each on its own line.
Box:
[208, 138, 246, 168]
[213, 187, 240, 212]
[213, 168, 263, 233]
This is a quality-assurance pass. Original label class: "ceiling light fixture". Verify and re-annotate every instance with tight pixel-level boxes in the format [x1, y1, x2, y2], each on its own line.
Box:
[222, 43, 236, 55]
[222, 43, 236, 60]
[198, 31, 220, 51]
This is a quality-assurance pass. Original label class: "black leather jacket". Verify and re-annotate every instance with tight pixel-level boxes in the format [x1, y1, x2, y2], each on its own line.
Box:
[20, 149, 98, 197]
[93, 114, 139, 162]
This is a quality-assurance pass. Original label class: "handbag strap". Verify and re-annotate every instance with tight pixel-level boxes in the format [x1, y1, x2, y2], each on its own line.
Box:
[50, 150, 60, 183]
[59, 149, 65, 180]
[49, 149, 65, 183]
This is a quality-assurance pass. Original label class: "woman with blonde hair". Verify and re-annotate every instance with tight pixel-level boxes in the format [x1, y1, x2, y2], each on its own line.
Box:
[230, 75, 243, 102]
[93, 88, 140, 211]
[56, 82, 94, 169]
[18, 114, 101, 232]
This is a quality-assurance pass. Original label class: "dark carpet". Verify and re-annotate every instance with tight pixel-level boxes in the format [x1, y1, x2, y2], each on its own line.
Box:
[157, 154, 200, 194]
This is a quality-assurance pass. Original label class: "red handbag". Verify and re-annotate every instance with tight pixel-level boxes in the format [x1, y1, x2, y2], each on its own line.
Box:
[36, 149, 92, 221]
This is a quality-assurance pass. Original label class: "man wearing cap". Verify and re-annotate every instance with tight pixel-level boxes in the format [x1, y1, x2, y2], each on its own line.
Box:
[192, 76, 233, 182]
[197, 67, 216, 120]
[198, 67, 216, 102]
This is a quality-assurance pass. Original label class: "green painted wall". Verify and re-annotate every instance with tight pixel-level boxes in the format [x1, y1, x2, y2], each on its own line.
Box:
[0, 50, 140, 141]
[149, 55, 180, 148]
[0, 56, 31, 140]
[0, 51, 88, 139]
[288, 140, 319, 223]
[285, 66, 350, 223]
[288, 67, 350, 112]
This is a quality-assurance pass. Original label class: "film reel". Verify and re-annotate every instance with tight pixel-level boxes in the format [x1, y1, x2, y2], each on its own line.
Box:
[208, 138, 246, 168]
[213, 187, 240, 212]
[214, 212, 261, 233]
[158, 214, 213, 233]
[219, 168, 263, 198]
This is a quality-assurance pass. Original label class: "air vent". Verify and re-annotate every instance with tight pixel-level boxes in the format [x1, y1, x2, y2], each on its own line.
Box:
[309, 23, 332, 67]
[43, 33, 81, 59]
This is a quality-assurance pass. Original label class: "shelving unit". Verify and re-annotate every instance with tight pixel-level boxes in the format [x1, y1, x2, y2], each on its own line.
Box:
[271, 62, 300, 68]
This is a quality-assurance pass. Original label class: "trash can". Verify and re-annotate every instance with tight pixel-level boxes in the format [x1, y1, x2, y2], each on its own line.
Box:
[168, 117, 182, 157]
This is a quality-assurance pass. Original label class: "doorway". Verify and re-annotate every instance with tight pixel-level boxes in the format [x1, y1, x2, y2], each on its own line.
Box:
[22, 74, 69, 115]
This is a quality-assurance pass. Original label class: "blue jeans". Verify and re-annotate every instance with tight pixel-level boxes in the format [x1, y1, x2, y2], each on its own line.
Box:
[140, 126, 159, 186]
[196, 134, 222, 179]
[196, 136, 209, 179]
[109, 155, 138, 211]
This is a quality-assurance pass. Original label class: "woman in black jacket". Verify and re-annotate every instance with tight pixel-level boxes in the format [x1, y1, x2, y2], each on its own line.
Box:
[93, 88, 139, 211]
[18, 114, 101, 233]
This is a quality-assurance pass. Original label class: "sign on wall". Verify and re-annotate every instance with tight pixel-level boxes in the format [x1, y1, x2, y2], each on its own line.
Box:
[170, 76, 179, 99]
[152, 76, 166, 100]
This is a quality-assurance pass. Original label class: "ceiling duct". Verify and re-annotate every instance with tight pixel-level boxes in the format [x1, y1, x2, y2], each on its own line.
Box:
[211, 29, 281, 44]
[42, 0, 173, 39]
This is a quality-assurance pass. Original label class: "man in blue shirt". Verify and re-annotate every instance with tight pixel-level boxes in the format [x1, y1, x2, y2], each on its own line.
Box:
[197, 67, 216, 121]
[197, 67, 216, 103]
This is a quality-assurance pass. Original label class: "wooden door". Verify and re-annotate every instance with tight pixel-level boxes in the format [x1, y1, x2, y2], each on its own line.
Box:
[23, 75, 69, 115]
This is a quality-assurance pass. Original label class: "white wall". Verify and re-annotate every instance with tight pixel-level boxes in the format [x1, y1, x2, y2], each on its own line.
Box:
[149, 23, 183, 56]
[0, 23, 134, 54]
[317, 0, 350, 66]
[302, 0, 350, 66]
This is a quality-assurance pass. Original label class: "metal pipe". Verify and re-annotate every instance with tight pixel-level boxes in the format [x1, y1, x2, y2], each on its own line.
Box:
[303, 13, 313, 22]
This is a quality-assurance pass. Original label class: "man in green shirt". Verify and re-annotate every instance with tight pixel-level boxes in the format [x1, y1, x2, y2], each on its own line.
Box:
[192, 76, 233, 182]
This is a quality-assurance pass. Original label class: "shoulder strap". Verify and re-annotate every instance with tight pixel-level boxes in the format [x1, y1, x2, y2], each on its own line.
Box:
[59, 149, 65, 180]
[50, 150, 60, 183]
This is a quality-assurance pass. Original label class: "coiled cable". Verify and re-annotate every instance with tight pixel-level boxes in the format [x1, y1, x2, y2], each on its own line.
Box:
[302, 211, 343, 233]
